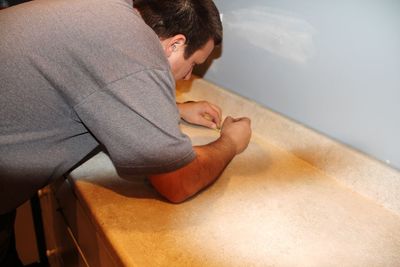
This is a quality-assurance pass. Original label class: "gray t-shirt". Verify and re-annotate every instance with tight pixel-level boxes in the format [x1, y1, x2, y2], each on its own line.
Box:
[0, 0, 195, 213]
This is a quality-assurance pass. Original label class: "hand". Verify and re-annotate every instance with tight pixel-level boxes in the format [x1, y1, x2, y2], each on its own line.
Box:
[177, 101, 222, 129]
[220, 116, 252, 154]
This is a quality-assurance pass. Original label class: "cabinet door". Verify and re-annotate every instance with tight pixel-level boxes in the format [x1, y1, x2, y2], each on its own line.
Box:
[40, 184, 89, 267]
[41, 178, 120, 267]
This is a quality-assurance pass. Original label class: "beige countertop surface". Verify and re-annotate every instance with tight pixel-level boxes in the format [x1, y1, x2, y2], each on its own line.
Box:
[67, 78, 400, 267]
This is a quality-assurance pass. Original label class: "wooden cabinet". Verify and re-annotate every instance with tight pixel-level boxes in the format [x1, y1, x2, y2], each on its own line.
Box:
[39, 180, 88, 267]
[40, 178, 119, 267]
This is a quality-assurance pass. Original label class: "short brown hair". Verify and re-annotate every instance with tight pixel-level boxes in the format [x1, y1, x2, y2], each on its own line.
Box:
[133, 0, 222, 59]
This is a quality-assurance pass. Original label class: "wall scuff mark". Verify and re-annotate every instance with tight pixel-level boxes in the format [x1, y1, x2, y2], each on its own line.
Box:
[225, 6, 317, 64]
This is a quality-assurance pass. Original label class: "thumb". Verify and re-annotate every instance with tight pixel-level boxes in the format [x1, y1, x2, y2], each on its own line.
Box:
[224, 116, 234, 122]
[222, 116, 234, 127]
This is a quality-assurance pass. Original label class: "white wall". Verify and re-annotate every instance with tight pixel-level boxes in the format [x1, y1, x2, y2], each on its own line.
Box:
[199, 0, 400, 170]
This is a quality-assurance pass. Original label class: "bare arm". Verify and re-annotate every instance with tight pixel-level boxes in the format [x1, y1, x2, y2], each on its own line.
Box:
[148, 116, 251, 203]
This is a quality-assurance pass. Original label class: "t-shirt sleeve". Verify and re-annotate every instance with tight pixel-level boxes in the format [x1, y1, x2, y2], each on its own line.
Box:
[73, 69, 195, 174]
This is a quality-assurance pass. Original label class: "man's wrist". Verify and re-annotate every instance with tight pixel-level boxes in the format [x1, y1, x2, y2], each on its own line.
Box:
[217, 134, 238, 157]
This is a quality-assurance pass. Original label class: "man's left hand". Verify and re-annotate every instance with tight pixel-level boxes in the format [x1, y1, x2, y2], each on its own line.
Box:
[177, 101, 222, 129]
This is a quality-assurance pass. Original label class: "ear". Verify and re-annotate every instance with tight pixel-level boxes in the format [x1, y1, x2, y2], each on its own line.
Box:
[160, 34, 187, 58]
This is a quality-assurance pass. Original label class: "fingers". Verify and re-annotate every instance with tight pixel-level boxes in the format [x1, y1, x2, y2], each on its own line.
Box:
[222, 116, 233, 125]
[202, 102, 222, 129]
[208, 103, 222, 125]
[179, 100, 250, 132]
[234, 117, 251, 123]
[199, 115, 219, 129]
[220, 116, 252, 154]
[222, 116, 251, 125]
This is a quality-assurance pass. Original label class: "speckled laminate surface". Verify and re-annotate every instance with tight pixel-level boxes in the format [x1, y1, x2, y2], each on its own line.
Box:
[175, 78, 400, 215]
[67, 77, 400, 266]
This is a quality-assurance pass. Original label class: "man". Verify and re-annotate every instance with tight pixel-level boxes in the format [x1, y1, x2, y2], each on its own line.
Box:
[0, 0, 251, 265]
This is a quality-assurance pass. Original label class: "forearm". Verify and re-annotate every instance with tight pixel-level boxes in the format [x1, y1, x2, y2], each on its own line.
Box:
[148, 136, 236, 203]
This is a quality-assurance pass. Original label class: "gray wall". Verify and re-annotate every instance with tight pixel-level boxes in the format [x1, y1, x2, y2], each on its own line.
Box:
[198, 0, 400, 170]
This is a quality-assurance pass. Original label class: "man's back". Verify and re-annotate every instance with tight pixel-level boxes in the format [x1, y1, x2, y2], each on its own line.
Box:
[0, 0, 194, 213]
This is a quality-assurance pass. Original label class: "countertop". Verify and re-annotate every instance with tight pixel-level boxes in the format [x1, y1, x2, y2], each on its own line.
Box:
[67, 77, 400, 266]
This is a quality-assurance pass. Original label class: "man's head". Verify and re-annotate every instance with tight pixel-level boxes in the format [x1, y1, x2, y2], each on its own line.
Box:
[134, 0, 223, 80]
